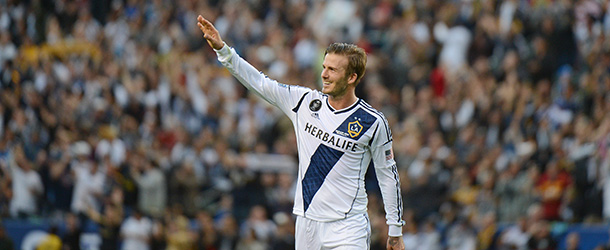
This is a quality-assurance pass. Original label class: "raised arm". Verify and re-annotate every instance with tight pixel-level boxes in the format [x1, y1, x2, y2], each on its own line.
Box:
[195, 14, 310, 118]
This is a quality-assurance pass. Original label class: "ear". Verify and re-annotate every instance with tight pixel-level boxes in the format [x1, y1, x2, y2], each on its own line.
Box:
[347, 73, 358, 85]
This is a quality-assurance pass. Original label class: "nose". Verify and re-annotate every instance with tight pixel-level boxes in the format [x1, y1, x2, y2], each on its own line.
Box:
[321, 68, 328, 79]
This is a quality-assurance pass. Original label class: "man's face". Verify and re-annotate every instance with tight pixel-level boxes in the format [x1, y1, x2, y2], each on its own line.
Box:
[321, 53, 353, 97]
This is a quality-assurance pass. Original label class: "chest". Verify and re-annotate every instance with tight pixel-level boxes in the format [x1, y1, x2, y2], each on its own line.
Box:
[297, 98, 377, 152]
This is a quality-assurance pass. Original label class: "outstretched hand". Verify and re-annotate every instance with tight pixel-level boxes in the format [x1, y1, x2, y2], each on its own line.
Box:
[197, 15, 224, 50]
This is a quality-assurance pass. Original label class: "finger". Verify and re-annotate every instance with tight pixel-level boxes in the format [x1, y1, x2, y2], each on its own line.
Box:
[197, 15, 211, 28]
[197, 22, 212, 41]
[199, 24, 209, 35]
[198, 17, 215, 30]
[197, 16, 208, 29]
[197, 15, 208, 26]
[198, 23, 213, 40]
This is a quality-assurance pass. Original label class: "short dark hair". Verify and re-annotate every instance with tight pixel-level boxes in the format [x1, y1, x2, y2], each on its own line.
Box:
[324, 43, 367, 84]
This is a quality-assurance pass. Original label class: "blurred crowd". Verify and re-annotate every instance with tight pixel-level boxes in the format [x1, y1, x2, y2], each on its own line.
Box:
[0, 0, 610, 249]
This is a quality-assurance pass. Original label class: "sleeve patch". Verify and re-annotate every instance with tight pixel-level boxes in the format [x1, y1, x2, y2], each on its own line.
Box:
[385, 148, 394, 161]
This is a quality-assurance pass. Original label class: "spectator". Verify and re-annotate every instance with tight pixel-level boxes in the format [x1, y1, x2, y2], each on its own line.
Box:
[476, 211, 498, 250]
[42, 128, 74, 213]
[86, 203, 122, 250]
[0, 137, 13, 217]
[499, 216, 530, 250]
[269, 212, 295, 250]
[150, 219, 167, 250]
[217, 215, 239, 250]
[196, 210, 219, 250]
[402, 219, 419, 250]
[6, 146, 43, 218]
[434, 11, 472, 76]
[120, 209, 152, 250]
[36, 226, 61, 250]
[131, 158, 166, 218]
[239, 205, 276, 244]
[536, 160, 572, 221]
[420, 219, 441, 250]
[495, 162, 540, 222]
[0, 225, 14, 250]
[269, 172, 295, 215]
[61, 213, 81, 250]
[70, 141, 105, 217]
[565, 232, 581, 250]
[169, 160, 200, 217]
[165, 215, 195, 250]
[445, 217, 477, 250]
[527, 220, 558, 250]
[235, 227, 267, 250]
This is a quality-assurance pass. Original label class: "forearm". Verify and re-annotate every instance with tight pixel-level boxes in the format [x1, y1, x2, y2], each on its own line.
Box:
[375, 163, 404, 236]
[214, 44, 278, 105]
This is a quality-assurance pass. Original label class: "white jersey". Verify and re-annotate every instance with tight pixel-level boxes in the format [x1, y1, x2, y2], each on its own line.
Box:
[215, 45, 404, 236]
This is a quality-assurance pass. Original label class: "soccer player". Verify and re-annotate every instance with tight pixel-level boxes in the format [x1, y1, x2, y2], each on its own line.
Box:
[197, 15, 405, 250]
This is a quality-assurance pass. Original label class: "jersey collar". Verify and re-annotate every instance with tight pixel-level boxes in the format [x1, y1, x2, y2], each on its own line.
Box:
[326, 98, 361, 114]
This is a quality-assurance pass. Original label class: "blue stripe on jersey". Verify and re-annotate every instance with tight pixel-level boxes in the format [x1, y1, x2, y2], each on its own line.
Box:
[368, 124, 379, 146]
[391, 164, 403, 222]
[325, 97, 334, 112]
[291, 92, 309, 113]
[333, 108, 376, 141]
[302, 144, 344, 212]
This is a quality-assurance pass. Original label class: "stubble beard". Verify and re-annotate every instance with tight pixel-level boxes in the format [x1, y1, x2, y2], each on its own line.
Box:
[322, 76, 349, 99]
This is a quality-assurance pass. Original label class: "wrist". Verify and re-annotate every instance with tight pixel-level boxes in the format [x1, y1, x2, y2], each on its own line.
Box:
[213, 42, 227, 52]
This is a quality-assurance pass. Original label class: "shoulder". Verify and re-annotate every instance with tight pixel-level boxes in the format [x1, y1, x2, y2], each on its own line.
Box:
[357, 100, 393, 141]
[358, 100, 389, 125]
[306, 90, 327, 101]
[280, 83, 317, 102]
[282, 83, 315, 93]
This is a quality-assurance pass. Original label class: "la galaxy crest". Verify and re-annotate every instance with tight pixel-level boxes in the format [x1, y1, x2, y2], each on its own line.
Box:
[348, 120, 363, 138]
[333, 108, 374, 141]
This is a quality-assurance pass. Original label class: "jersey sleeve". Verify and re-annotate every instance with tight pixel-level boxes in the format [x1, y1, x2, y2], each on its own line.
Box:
[370, 117, 404, 237]
[214, 44, 310, 118]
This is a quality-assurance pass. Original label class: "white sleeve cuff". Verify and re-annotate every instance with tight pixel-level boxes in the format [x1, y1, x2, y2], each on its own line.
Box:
[388, 225, 403, 237]
[214, 42, 231, 61]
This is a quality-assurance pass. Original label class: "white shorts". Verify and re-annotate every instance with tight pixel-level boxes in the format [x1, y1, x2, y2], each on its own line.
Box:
[295, 213, 371, 250]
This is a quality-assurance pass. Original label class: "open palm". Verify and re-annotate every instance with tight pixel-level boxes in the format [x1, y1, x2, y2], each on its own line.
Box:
[197, 15, 224, 50]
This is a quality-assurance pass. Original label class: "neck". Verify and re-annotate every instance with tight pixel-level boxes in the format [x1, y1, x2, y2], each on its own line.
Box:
[328, 93, 358, 110]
